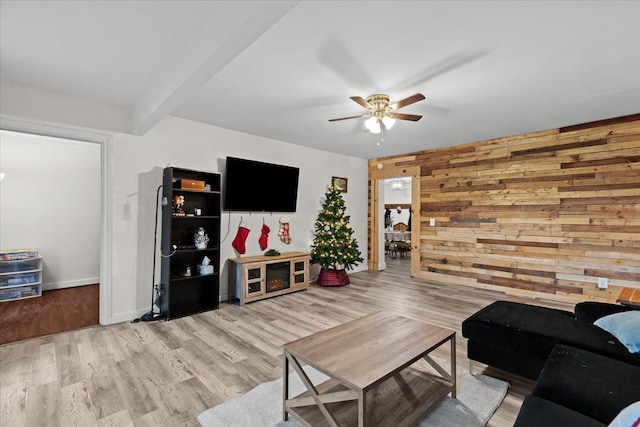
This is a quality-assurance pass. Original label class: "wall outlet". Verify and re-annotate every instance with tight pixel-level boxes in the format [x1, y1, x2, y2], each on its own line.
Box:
[430, 218, 435, 227]
[597, 277, 608, 289]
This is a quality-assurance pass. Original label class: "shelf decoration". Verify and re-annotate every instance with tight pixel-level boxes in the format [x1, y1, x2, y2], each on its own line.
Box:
[194, 227, 210, 249]
[198, 255, 214, 275]
[310, 185, 363, 286]
[172, 194, 186, 216]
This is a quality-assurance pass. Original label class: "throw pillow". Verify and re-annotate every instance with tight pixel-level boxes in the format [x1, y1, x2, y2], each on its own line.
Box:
[594, 310, 640, 353]
[608, 400, 640, 427]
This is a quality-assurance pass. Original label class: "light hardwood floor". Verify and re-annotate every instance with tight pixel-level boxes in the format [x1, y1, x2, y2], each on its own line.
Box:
[0, 256, 574, 426]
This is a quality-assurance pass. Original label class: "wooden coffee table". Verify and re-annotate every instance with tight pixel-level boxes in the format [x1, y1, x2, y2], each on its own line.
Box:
[282, 311, 456, 427]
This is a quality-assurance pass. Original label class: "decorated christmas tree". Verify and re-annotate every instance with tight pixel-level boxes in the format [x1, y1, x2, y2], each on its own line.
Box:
[310, 186, 363, 285]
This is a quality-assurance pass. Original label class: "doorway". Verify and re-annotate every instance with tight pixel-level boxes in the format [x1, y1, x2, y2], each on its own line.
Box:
[382, 177, 412, 272]
[0, 128, 105, 343]
[368, 164, 420, 276]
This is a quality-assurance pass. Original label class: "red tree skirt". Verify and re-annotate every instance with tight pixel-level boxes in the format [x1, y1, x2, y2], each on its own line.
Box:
[316, 269, 350, 287]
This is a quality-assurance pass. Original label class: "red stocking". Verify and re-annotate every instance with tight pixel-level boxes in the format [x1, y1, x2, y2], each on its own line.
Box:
[259, 223, 270, 250]
[232, 221, 250, 254]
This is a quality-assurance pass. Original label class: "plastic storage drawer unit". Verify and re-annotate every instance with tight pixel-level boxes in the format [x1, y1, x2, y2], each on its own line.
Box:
[0, 256, 43, 302]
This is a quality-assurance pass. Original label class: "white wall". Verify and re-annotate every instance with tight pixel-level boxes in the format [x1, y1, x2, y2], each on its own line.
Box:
[110, 116, 369, 323]
[0, 130, 101, 289]
[1, 84, 369, 325]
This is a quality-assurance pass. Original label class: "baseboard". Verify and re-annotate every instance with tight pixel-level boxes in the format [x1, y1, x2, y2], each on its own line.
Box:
[108, 307, 151, 325]
[107, 297, 230, 325]
[42, 277, 100, 291]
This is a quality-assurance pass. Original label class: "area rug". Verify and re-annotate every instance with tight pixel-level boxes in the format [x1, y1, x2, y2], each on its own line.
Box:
[197, 367, 509, 427]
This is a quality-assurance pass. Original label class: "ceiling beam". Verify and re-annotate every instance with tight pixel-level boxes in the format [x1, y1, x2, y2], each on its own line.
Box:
[130, 1, 299, 136]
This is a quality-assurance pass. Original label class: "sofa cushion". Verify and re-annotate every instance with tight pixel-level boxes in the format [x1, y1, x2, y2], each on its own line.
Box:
[532, 345, 640, 424]
[462, 302, 576, 359]
[513, 395, 605, 427]
[462, 301, 640, 367]
[594, 311, 640, 353]
[575, 301, 638, 323]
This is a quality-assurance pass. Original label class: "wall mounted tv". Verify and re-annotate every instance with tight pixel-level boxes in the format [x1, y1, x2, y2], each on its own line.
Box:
[223, 156, 299, 212]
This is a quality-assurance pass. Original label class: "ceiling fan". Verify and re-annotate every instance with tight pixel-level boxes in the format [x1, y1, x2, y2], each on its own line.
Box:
[328, 93, 425, 134]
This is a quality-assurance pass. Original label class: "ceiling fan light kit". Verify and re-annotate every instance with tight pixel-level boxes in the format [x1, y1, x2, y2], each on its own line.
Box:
[329, 93, 425, 141]
[364, 116, 396, 134]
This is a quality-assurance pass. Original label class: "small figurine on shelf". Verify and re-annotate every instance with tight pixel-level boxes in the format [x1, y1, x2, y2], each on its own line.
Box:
[194, 227, 209, 249]
[172, 194, 185, 216]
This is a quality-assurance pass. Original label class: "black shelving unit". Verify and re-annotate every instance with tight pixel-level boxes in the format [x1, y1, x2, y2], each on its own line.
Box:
[160, 167, 220, 320]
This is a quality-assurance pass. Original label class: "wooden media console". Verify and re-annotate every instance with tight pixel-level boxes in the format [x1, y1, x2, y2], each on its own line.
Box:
[228, 251, 310, 305]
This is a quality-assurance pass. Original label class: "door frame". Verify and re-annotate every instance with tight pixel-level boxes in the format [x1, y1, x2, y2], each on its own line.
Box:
[368, 163, 420, 277]
[0, 117, 113, 325]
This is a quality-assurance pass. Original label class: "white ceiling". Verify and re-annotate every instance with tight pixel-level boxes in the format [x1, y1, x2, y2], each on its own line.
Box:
[1, 1, 639, 159]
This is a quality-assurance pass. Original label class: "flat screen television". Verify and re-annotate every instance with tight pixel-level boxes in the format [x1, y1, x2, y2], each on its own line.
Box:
[223, 156, 299, 212]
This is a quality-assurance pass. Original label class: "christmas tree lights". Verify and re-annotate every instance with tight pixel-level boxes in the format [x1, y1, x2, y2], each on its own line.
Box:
[310, 186, 363, 270]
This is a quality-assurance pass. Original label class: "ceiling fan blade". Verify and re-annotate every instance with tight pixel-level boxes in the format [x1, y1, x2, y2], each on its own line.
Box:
[319, 37, 376, 91]
[328, 114, 369, 122]
[394, 50, 488, 92]
[387, 112, 422, 121]
[389, 93, 426, 110]
[350, 96, 372, 110]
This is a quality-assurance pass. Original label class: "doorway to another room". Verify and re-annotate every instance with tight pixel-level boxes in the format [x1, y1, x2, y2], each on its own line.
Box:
[382, 176, 412, 273]
[0, 130, 101, 344]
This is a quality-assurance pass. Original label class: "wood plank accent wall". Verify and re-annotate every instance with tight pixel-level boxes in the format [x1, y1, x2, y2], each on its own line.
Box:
[368, 115, 640, 303]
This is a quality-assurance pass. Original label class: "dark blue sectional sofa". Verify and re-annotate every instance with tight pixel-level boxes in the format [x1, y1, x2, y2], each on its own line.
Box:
[462, 300, 640, 426]
[514, 344, 640, 426]
[462, 300, 639, 380]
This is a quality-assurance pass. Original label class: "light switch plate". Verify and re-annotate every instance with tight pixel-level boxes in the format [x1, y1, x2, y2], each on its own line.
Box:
[597, 277, 608, 289]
